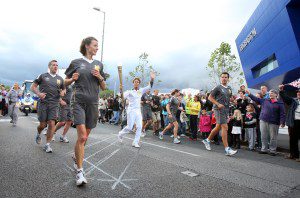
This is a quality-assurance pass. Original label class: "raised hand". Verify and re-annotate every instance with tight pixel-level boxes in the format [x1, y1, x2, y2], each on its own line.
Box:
[150, 71, 156, 80]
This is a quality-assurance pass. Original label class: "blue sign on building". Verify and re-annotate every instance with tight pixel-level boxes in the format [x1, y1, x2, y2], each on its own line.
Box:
[236, 0, 300, 89]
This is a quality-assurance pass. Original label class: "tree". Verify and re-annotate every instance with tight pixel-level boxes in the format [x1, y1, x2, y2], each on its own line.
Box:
[127, 52, 161, 87]
[206, 42, 245, 89]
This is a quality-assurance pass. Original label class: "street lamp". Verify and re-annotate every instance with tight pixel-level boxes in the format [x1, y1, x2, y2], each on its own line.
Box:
[93, 7, 106, 63]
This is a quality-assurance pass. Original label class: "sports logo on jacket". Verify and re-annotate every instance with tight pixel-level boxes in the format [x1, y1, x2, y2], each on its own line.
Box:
[57, 79, 61, 85]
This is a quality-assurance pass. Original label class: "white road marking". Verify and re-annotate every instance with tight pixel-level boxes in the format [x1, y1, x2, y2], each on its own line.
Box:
[84, 140, 118, 161]
[84, 159, 132, 189]
[64, 136, 113, 156]
[119, 135, 200, 157]
[0, 119, 11, 122]
[85, 149, 120, 176]
[30, 116, 38, 120]
[111, 150, 140, 190]
[181, 171, 199, 177]
[0, 117, 25, 122]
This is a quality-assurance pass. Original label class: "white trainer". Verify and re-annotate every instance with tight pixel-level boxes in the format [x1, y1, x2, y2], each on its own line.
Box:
[141, 132, 146, 138]
[159, 132, 163, 140]
[60, 136, 69, 143]
[225, 147, 238, 156]
[173, 138, 181, 144]
[132, 142, 140, 148]
[76, 170, 87, 186]
[202, 139, 211, 151]
[43, 144, 53, 153]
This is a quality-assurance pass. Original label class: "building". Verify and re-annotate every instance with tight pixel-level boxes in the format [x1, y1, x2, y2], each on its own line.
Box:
[236, 0, 300, 89]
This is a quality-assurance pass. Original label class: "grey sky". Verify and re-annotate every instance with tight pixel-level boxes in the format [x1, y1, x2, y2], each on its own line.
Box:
[0, 0, 261, 92]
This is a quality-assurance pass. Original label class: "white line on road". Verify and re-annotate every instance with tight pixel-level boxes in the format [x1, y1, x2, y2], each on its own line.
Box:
[111, 153, 137, 190]
[64, 136, 113, 156]
[0, 119, 11, 122]
[119, 135, 200, 157]
[30, 116, 38, 120]
[84, 159, 131, 189]
[85, 149, 120, 176]
[84, 140, 118, 161]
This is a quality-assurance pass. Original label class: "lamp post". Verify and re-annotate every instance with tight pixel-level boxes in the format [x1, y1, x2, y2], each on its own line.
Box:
[93, 7, 106, 63]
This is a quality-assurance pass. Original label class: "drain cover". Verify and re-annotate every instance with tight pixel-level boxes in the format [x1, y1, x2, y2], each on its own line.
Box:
[181, 171, 198, 177]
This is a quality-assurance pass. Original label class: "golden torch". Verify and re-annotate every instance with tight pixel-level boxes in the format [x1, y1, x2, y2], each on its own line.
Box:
[117, 63, 124, 100]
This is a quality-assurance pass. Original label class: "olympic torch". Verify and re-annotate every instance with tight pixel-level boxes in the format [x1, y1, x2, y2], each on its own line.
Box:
[117, 63, 124, 100]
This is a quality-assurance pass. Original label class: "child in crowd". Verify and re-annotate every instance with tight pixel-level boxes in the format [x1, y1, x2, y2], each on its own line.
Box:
[244, 104, 257, 151]
[231, 109, 243, 149]
[199, 109, 211, 139]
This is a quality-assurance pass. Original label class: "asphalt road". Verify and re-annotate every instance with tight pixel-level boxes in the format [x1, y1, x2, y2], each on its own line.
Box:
[0, 113, 300, 198]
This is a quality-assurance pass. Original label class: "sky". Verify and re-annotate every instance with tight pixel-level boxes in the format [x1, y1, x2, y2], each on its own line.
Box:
[0, 0, 261, 92]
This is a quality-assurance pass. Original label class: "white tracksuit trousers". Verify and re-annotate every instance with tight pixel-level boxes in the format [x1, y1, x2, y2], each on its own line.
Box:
[118, 109, 143, 144]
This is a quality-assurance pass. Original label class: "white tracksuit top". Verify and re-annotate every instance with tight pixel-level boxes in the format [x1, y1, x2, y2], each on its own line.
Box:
[124, 84, 151, 112]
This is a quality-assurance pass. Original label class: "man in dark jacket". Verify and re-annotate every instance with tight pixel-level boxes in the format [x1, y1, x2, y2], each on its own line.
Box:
[246, 89, 285, 156]
[279, 85, 300, 161]
[109, 95, 120, 125]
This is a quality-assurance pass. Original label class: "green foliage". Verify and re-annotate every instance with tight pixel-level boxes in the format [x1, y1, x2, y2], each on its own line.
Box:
[206, 42, 245, 88]
[126, 52, 161, 86]
[99, 89, 114, 98]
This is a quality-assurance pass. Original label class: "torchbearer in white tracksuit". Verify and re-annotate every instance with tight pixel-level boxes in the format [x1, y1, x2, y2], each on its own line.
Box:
[118, 71, 155, 148]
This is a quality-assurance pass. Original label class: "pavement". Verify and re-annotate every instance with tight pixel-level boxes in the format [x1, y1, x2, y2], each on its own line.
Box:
[0, 113, 300, 198]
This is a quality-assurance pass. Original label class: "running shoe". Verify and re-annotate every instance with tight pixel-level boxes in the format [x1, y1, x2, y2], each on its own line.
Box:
[180, 134, 186, 137]
[170, 135, 174, 138]
[202, 139, 211, 151]
[132, 142, 140, 148]
[35, 134, 41, 144]
[42, 129, 47, 135]
[225, 147, 237, 156]
[59, 136, 69, 143]
[159, 132, 164, 140]
[173, 138, 181, 144]
[141, 132, 146, 138]
[43, 144, 53, 153]
[10, 120, 13, 123]
[76, 170, 87, 186]
[177, 136, 180, 139]
[72, 154, 78, 170]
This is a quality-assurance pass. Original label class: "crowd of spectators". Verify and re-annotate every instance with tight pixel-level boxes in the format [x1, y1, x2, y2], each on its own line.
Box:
[98, 84, 299, 162]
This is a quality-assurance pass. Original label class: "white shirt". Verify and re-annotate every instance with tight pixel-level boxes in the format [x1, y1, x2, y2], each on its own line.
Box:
[124, 84, 151, 112]
[48, 72, 57, 78]
[98, 98, 107, 110]
[82, 56, 94, 64]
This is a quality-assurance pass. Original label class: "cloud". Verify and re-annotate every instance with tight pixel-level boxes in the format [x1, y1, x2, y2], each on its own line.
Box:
[0, 0, 261, 91]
